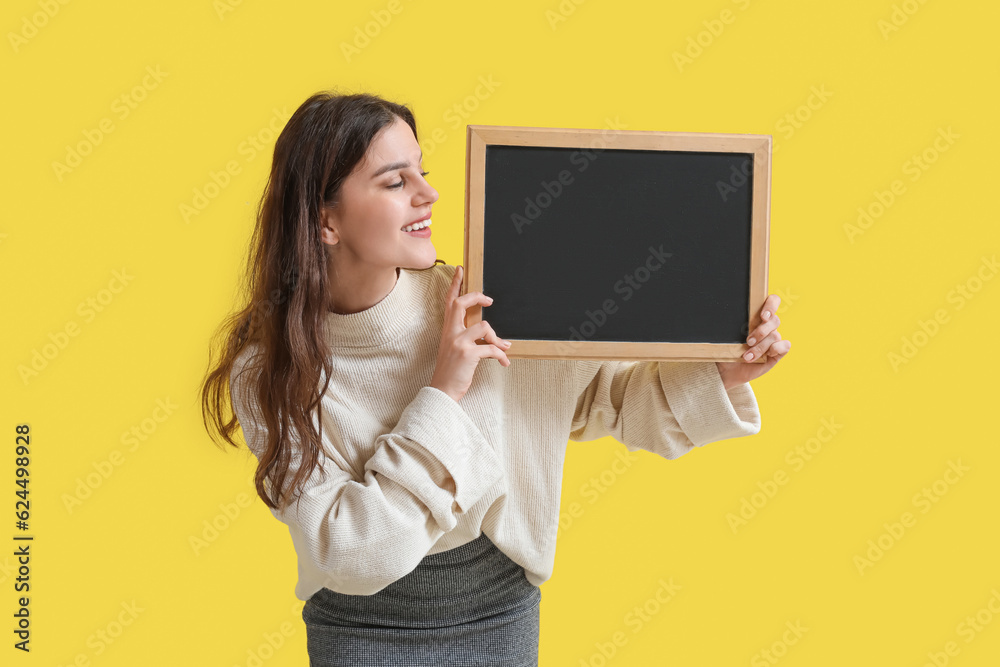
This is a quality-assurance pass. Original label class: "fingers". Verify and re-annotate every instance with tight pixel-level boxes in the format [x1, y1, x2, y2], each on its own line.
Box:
[453, 290, 493, 313]
[445, 292, 492, 335]
[484, 344, 512, 367]
[767, 339, 791, 360]
[743, 328, 782, 362]
[443, 265, 493, 333]
[460, 320, 511, 366]
[441, 265, 510, 369]
[744, 293, 785, 361]
[463, 319, 510, 349]
[759, 339, 791, 374]
[442, 265, 463, 329]
[446, 264, 463, 302]
[746, 311, 780, 348]
[761, 294, 781, 322]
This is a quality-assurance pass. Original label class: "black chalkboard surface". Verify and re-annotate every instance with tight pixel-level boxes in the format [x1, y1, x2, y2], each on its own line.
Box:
[462, 125, 770, 362]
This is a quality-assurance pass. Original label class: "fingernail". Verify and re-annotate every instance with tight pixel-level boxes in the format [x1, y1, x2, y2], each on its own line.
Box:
[747, 337, 756, 346]
[744, 351, 754, 360]
[763, 310, 770, 320]
[486, 296, 494, 302]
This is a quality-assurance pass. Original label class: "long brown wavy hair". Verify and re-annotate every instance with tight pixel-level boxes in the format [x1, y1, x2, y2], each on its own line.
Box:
[200, 90, 441, 512]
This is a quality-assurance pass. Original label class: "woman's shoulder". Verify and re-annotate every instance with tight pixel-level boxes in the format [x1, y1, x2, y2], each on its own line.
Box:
[405, 261, 458, 299]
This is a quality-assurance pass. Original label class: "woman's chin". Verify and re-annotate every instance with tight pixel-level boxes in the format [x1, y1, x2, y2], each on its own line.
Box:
[402, 249, 438, 270]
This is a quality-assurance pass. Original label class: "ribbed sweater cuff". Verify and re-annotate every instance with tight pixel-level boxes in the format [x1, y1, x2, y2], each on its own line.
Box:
[658, 361, 762, 447]
[374, 385, 505, 515]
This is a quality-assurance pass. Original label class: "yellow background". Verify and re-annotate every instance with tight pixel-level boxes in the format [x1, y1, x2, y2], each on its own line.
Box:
[3, 0, 998, 664]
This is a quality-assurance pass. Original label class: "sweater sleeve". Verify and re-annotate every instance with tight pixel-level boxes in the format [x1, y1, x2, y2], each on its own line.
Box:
[569, 359, 761, 458]
[232, 362, 506, 595]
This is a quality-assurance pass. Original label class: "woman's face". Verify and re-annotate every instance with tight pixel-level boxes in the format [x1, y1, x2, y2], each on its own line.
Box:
[321, 116, 439, 270]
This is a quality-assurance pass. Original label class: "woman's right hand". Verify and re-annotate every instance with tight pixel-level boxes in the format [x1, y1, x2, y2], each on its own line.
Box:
[430, 265, 512, 403]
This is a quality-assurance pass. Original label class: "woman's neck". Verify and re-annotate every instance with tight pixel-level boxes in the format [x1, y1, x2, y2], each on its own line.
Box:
[328, 266, 400, 315]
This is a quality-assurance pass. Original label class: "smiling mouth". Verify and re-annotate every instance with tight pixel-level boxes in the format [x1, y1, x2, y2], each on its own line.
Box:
[401, 218, 432, 233]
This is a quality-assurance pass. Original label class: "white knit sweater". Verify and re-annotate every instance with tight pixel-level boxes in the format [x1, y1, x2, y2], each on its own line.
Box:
[230, 263, 762, 600]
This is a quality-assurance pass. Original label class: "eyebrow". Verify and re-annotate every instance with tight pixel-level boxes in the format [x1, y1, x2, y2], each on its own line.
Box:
[371, 151, 423, 179]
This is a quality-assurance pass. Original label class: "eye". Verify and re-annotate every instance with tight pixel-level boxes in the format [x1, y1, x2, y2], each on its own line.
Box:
[388, 171, 430, 189]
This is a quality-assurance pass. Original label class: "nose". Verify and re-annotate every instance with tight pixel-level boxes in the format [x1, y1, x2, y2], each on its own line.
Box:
[417, 175, 439, 206]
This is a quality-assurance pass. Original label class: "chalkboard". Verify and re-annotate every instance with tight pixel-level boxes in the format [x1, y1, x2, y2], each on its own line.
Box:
[462, 125, 770, 362]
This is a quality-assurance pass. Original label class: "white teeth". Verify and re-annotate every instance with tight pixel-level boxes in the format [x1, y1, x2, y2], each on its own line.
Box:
[402, 219, 432, 232]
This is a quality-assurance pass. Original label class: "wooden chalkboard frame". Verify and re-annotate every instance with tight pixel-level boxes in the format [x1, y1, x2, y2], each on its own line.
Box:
[462, 124, 771, 362]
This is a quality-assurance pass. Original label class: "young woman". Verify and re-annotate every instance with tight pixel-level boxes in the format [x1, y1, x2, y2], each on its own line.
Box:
[201, 91, 790, 666]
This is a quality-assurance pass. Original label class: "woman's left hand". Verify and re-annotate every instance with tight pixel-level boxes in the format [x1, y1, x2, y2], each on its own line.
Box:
[715, 294, 791, 390]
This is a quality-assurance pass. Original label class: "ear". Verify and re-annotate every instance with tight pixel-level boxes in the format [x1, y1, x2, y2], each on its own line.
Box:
[319, 206, 339, 246]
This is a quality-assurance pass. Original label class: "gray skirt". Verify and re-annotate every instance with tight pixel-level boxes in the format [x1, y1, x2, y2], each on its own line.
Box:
[302, 532, 541, 666]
